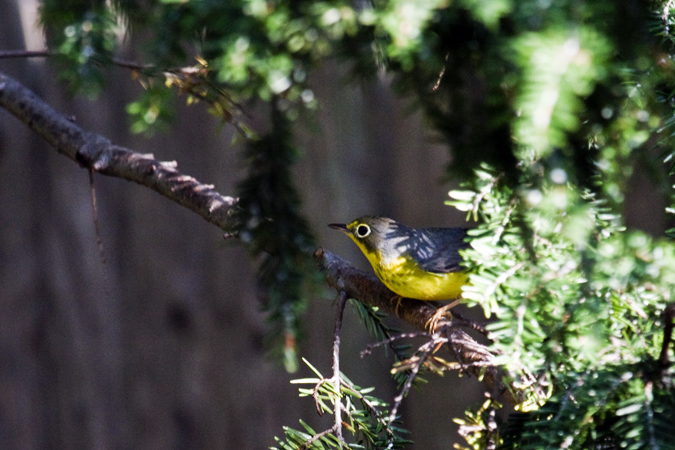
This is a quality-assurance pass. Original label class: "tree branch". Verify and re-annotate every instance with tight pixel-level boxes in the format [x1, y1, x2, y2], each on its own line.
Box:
[0, 50, 51, 59]
[314, 247, 524, 406]
[315, 248, 446, 330]
[0, 50, 153, 71]
[0, 71, 238, 231]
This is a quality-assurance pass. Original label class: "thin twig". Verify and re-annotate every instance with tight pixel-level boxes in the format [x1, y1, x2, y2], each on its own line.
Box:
[432, 52, 450, 91]
[387, 334, 439, 426]
[360, 331, 431, 358]
[486, 395, 497, 450]
[88, 169, 111, 296]
[332, 290, 348, 445]
[0, 50, 249, 133]
[311, 378, 331, 416]
[340, 378, 397, 443]
[0, 49, 153, 72]
[470, 174, 502, 221]
[110, 57, 155, 71]
[444, 327, 469, 372]
[0, 50, 51, 59]
[491, 197, 518, 245]
[448, 315, 489, 335]
[299, 425, 338, 450]
[300, 290, 348, 449]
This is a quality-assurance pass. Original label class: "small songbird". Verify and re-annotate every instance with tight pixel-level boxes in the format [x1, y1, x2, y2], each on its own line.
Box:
[329, 216, 469, 301]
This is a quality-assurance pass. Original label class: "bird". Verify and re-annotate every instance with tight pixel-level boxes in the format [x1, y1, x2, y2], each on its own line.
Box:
[329, 216, 470, 302]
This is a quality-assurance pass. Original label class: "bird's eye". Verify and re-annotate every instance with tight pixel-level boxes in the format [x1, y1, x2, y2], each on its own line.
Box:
[355, 224, 371, 238]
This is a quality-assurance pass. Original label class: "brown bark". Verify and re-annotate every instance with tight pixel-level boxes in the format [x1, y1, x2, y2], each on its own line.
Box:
[0, 71, 237, 231]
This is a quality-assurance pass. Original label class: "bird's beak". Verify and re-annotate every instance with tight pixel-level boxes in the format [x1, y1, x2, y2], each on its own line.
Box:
[328, 223, 349, 234]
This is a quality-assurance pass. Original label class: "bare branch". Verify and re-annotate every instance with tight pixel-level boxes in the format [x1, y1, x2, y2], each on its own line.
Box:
[360, 331, 431, 358]
[0, 49, 155, 71]
[0, 50, 51, 59]
[0, 71, 238, 231]
[388, 334, 440, 426]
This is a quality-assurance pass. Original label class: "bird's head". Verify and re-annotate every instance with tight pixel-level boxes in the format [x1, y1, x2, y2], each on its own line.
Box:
[329, 216, 406, 261]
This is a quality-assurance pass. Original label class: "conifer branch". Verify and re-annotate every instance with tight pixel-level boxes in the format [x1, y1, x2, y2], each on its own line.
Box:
[299, 290, 348, 449]
[332, 291, 347, 445]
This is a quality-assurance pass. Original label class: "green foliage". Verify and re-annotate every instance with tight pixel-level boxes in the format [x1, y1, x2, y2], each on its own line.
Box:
[126, 83, 175, 135]
[232, 101, 318, 372]
[500, 365, 675, 449]
[272, 359, 411, 449]
[454, 398, 502, 450]
[447, 163, 675, 444]
[509, 25, 611, 160]
[41, 5, 118, 97]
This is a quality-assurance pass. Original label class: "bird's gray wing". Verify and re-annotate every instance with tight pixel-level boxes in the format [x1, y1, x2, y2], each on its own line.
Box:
[400, 227, 469, 273]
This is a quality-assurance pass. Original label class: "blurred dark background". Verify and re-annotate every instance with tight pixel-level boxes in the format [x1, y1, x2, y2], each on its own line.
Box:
[0, 1, 668, 449]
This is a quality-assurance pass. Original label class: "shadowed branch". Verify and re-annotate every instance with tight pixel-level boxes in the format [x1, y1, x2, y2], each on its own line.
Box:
[0, 71, 238, 231]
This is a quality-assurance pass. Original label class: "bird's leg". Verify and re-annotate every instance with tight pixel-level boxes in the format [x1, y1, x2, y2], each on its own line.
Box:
[426, 299, 462, 332]
[390, 294, 404, 317]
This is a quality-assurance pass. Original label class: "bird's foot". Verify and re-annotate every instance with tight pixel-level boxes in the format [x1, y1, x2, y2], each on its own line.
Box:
[426, 299, 461, 332]
[390, 295, 404, 317]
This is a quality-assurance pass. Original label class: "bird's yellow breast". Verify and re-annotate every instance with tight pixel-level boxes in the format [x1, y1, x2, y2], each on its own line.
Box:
[355, 241, 466, 300]
[375, 256, 466, 300]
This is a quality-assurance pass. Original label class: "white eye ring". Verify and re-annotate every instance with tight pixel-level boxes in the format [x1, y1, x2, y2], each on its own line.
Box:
[355, 224, 371, 238]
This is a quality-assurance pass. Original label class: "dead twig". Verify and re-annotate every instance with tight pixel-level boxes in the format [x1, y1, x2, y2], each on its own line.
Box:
[360, 331, 431, 358]
[432, 52, 450, 91]
[387, 333, 442, 426]
[88, 168, 111, 296]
